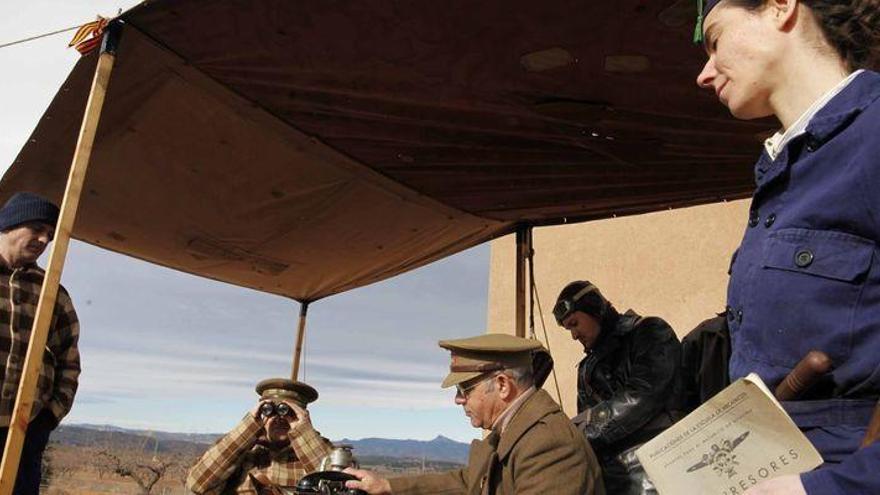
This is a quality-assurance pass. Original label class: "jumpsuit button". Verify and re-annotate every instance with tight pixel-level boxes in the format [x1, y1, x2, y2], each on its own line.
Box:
[795, 250, 814, 268]
[748, 210, 760, 228]
[804, 133, 820, 152]
[764, 213, 776, 228]
[736, 309, 743, 323]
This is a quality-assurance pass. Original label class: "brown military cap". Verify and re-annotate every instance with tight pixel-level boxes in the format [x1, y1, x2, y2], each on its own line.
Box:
[255, 378, 319, 407]
[438, 333, 553, 388]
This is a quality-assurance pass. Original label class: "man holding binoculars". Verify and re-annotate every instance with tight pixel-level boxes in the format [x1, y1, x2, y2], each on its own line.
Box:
[187, 378, 333, 494]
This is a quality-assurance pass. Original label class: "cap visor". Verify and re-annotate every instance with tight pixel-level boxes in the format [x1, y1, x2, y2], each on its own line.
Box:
[441, 371, 482, 389]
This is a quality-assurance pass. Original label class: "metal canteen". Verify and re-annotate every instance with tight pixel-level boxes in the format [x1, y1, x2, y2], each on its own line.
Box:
[294, 446, 365, 495]
[319, 445, 358, 472]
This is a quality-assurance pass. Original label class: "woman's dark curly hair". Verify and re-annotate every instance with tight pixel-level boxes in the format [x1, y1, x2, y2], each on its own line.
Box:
[727, 0, 880, 70]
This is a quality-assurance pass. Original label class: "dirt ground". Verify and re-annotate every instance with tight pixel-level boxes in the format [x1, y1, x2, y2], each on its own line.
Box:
[42, 443, 412, 494]
[42, 444, 194, 495]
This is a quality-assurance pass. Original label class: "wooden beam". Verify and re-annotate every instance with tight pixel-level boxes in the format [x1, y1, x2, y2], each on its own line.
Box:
[291, 301, 309, 381]
[0, 47, 117, 493]
[515, 227, 529, 338]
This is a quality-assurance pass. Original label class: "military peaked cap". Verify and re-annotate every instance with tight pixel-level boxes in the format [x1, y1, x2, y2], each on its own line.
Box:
[255, 378, 319, 407]
[438, 333, 553, 389]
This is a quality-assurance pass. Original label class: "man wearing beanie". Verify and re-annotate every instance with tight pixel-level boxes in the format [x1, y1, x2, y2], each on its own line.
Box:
[186, 378, 333, 494]
[554, 281, 680, 495]
[0, 192, 81, 494]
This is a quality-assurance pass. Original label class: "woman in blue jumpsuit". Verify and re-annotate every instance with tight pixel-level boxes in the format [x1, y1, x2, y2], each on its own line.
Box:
[695, 0, 880, 494]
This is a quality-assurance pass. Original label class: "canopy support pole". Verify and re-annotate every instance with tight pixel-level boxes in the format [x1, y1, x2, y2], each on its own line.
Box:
[515, 226, 532, 338]
[526, 228, 536, 339]
[0, 24, 120, 494]
[291, 301, 310, 381]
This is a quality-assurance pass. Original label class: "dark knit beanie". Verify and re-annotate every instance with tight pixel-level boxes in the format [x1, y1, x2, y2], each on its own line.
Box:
[0, 193, 60, 232]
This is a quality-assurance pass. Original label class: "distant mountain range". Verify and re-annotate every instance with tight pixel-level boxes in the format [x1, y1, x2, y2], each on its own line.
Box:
[338, 435, 470, 463]
[56, 424, 471, 464]
[52, 424, 215, 457]
[67, 423, 221, 445]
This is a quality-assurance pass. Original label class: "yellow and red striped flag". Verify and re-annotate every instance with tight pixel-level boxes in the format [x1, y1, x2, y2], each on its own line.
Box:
[68, 17, 109, 54]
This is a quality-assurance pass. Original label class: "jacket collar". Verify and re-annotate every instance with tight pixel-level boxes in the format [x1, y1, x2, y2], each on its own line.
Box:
[0, 262, 43, 276]
[589, 309, 639, 359]
[492, 386, 536, 433]
[805, 70, 880, 144]
[755, 70, 880, 188]
[495, 389, 559, 460]
[763, 70, 865, 160]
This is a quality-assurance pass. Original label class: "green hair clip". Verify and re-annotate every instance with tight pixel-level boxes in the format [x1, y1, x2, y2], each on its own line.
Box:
[694, 0, 705, 44]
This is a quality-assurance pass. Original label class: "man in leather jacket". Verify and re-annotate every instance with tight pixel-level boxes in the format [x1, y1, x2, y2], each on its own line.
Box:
[555, 280, 680, 495]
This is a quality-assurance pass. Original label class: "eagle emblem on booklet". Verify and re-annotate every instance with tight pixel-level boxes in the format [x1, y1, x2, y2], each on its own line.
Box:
[636, 374, 822, 494]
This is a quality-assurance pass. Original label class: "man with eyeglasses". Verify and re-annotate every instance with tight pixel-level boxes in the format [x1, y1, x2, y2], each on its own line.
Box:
[344, 333, 604, 495]
[554, 280, 680, 495]
[187, 378, 333, 494]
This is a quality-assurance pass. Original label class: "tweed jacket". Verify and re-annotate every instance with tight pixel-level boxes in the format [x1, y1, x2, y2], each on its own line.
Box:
[0, 263, 80, 426]
[186, 414, 333, 494]
[389, 389, 604, 495]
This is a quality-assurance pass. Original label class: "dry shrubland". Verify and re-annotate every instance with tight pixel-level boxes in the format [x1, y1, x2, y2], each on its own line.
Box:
[42, 444, 196, 495]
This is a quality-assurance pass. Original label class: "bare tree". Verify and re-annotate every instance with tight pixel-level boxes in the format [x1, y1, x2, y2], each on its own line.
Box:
[176, 453, 200, 487]
[95, 460, 112, 480]
[96, 450, 174, 494]
[40, 444, 78, 488]
[40, 445, 54, 490]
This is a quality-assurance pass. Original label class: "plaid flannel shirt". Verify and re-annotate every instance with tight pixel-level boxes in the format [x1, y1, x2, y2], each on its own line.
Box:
[187, 414, 333, 494]
[0, 263, 81, 427]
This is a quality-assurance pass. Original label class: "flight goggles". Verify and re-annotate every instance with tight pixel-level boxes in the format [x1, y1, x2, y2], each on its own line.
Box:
[553, 284, 599, 325]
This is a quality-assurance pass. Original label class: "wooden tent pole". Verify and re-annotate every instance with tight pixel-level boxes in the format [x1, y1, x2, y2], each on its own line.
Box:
[0, 28, 119, 493]
[526, 227, 535, 339]
[515, 227, 530, 338]
[291, 301, 310, 381]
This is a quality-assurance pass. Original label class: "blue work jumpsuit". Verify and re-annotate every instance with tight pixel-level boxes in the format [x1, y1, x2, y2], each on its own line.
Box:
[726, 70, 880, 494]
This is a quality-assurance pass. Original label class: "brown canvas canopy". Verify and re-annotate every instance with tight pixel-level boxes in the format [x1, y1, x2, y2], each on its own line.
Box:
[0, 0, 769, 302]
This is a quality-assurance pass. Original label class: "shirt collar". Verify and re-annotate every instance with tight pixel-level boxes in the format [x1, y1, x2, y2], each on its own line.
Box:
[764, 70, 864, 160]
[0, 261, 40, 275]
[491, 386, 536, 434]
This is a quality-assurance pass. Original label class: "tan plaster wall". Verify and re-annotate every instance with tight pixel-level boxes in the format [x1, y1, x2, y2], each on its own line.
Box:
[486, 199, 750, 415]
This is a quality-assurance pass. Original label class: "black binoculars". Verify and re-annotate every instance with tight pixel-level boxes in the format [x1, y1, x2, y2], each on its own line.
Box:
[259, 401, 294, 419]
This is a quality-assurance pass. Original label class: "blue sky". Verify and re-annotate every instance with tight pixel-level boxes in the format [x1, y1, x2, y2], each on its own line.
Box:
[1, 1, 488, 443]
